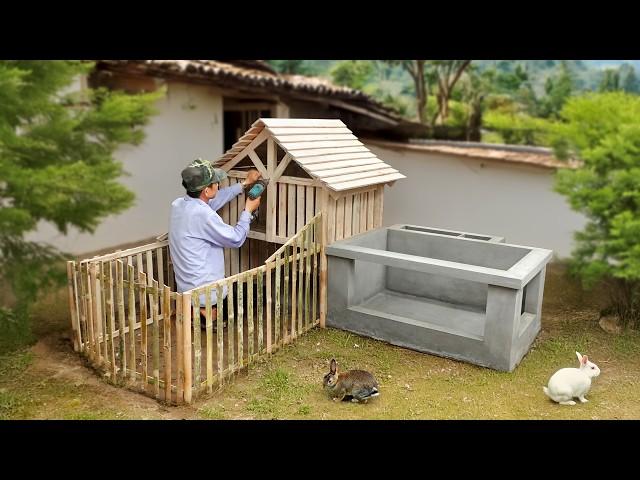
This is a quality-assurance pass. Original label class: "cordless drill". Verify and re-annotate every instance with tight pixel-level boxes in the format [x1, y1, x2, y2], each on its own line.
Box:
[244, 178, 269, 222]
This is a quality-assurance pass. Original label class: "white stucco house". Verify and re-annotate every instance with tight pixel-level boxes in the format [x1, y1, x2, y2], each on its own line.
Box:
[27, 60, 585, 259]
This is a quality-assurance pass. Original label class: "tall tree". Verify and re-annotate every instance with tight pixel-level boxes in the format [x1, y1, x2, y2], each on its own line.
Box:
[539, 61, 574, 118]
[430, 60, 472, 125]
[0, 61, 160, 351]
[329, 60, 375, 91]
[384, 60, 429, 125]
[599, 68, 621, 92]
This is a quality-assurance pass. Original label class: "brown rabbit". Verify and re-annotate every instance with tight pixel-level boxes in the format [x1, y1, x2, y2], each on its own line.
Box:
[323, 358, 379, 403]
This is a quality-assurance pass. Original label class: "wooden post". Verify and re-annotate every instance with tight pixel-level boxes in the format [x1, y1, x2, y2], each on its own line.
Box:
[139, 271, 148, 392]
[205, 286, 213, 394]
[283, 245, 290, 343]
[227, 279, 235, 374]
[305, 226, 311, 330]
[79, 263, 90, 357]
[192, 292, 201, 392]
[182, 291, 193, 404]
[100, 262, 109, 368]
[312, 221, 318, 325]
[291, 238, 297, 339]
[163, 285, 172, 404]
[275, 252, 281, 346]
[176, 293, 184, 404]
[107, 262, 117, 380]
[320, 210, 328, 328]
[267, 137, 277, 242]
[216, 284, 224, 383]
[88, 263, 98, 363]
[247, 271, 254, 362]
[237, 274, 244, 369]
[66, 262, 80, 352]
[257, 269, 263, 352]
[116, 260, 126, 382]
[127, 265, 137, 384]
[266, 261, 272, 354]
[152, 279, 161, 399]
[297, 231, 304, 334]
[344, 194, 353, 239]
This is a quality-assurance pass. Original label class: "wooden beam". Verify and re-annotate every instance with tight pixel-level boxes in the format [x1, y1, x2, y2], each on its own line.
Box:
[220, 129, 269, 172]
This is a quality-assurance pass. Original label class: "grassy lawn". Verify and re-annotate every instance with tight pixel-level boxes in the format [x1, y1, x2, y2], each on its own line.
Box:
[1, 262, 639, 420]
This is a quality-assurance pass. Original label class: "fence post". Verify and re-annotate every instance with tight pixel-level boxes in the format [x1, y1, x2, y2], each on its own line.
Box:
[319, 211, 328, 328]
[67, 261, 80, 352]
[182, 291, 193, 404]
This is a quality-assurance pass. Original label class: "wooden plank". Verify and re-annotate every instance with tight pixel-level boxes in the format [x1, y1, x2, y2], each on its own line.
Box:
[216, 284, 224, 384]
[278, 183, 287, 238]
[237, 275, 244, 369]
[296, 185, 305, 232]
[373, 186, 383, 228]
[107, 263, 116, 380]
[273, 133, 357, 143]
[325, 168, 398, 186]
[97, 264, 107, 365]
[266, 262, 272, 354]
[80, 263, 90, 357]
[278, 140, 363, 151]
[227, 279, 235, 375]
[268, 127, 352, 135]
[221, 129, 269, 172]
[145, 251, 154, 285]
[241, 242, 249, 273]
[257, 269, 263, 352]
[315, 187, 322, 215]
[277, 176, 319, 187]
[291, 237, 297, 339]
[312, 221, 318, 326]
[319, 211, 328, 328]
[116, 260, 126, 381]
[248, 150, 269, 178]
[287, 183, 296, 237]
[168, 251, 175, 292]
[367, 190, 375, 230]
[81, 240, 168, 265]
[335, 197, 345, 241]
[139, 271, 148, 392]
[288, 146, 370, 159]
[328, 172, 406, 192]
[261, 118, 345, 127]
[360, 192, 368, 232]
[266, 138, 277, 242]
[152, 279, 160, 399]
[312, 162, 388, 178]
[297, 152, 376, 166]
[66, 262, 80, 352]
[192, 293, 201, 393]
[327, 197, 336, 244]
[272, 152, 292, 182]
[127, 265, 137, 383]
[247, 271, 254, 361]
[283, 245, 290, 343]
[175, 292, 183, 404]
[306, 186, 315, 224]
[229, 179, 239, 276]
[163, 285, 172, 404]
[205, 286, 213, 393]
[182, 292, 192, 404]
[221, 181, 231, 277]
[297, 233, 304, 334]
[305, 227, 311, 330]
[344, 194, 353, 238]
[156, 247, 164, 287]
[275, 253, 281, 346]
[352, 194, 361, 235]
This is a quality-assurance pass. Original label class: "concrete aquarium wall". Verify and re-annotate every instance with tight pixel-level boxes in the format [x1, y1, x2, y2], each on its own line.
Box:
[326, 224, 552, 371]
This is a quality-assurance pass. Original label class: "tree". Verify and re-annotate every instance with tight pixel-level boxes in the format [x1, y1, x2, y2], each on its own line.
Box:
[553, 92, 640, 329]
[0, 61, 160, 351]
[329, 60, 374, 91]
[620, 64, 640, 93]
[598, 68, 620, 92]
[384, 60, 429, 125]
[430, 60, 472, 125]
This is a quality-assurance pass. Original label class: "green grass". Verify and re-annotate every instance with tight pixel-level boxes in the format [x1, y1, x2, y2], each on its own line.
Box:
[1, 262, 639, 420]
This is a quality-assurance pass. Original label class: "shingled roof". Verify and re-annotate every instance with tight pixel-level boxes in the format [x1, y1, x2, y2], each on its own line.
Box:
[214, 118, 406, 192]
[95, 60, 402, 124]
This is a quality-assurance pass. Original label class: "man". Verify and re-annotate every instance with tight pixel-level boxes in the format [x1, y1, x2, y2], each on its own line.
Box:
[169, 158, 261, 326]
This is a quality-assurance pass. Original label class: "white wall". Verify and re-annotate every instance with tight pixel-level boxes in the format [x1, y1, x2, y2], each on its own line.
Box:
[365, 143, 587, 259]
[28, 81, 224, 255]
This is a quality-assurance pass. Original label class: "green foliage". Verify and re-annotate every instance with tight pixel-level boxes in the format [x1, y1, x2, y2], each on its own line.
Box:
[329, 60, 374, 91]
[483, 110, 557, 145]
[554, 92, 640, 327]
[0, 61, 161, 351]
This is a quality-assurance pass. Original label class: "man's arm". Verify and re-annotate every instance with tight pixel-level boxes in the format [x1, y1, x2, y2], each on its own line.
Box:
[201, 210, 252, 249]
[208, 182, 243, 211]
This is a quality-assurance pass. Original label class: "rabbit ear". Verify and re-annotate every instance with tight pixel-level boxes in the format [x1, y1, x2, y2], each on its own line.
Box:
[330, 359, 337, 374]
[576, 351, 583, 363]
[582, 355, 588, 365]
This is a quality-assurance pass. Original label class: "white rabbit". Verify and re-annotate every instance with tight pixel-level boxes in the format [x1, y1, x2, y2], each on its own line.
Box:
[543, 352, 600, 405]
